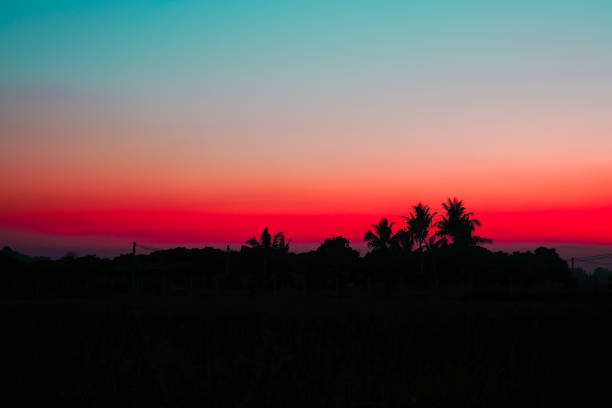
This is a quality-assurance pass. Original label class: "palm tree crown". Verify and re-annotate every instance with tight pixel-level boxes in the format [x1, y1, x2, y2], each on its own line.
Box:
[364, 217, 400, 251]
[246, 227, 291, 251]
[434, 197, 492, 246]
[403, 203, 436, 251]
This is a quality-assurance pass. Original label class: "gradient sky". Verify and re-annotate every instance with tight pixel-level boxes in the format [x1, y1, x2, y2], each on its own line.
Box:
[1, 0, 612, 257]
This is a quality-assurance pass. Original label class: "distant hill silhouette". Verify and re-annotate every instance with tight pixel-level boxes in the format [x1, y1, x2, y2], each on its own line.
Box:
[1, 246, 49, 263]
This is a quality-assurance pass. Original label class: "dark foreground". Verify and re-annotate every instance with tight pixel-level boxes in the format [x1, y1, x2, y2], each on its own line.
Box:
[4, 294, 612, 407]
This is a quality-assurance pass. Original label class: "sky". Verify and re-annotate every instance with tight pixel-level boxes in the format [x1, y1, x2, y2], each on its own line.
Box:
[1, 0, 612, 259]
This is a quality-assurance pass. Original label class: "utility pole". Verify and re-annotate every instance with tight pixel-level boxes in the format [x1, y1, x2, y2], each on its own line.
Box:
[131, 241, 136, 291]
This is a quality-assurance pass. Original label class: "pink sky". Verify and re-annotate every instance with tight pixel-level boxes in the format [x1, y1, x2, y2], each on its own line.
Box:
[2, 1, 612, 257]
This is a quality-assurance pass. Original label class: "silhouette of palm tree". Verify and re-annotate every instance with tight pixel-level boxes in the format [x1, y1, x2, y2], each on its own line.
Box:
[425, 235, 447, 251]
[272, 231, 291, 251]
[246, 227, 291, 251]
[403, 203, 436, 251]
[364, 218, 400, 251]
[435, 198, 492, 246]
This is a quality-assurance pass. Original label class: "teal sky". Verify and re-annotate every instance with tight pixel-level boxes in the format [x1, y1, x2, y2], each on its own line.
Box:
[2, 0, 612, 92]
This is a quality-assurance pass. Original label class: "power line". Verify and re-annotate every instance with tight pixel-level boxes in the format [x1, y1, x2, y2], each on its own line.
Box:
[138, 244, 164, 252]
[132, 242, 165, 254]
[575, 253, 612, 262]
[576, 259, 612, 267]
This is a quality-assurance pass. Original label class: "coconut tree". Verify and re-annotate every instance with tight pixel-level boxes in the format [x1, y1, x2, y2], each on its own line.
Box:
[435, 197, 492, 246]
[246, 227, 291, 251]
[245, 227, 292, 293]
[425, 235, 447, 294]
[425, 235, 448, 251]
[364, 217, 400, 251]
[272, 231, 291, 252]
[403, 203, 436, 251]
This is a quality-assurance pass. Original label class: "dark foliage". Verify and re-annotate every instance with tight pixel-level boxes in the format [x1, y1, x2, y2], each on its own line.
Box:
[0, 241, 574, 298]
[4, 296, 612, 407]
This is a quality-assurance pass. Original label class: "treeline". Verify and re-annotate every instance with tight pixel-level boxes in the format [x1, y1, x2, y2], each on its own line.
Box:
[0, 240, 577, 298]
[0, 197, 591, 298]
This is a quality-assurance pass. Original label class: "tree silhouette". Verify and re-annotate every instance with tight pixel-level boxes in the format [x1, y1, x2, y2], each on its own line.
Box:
[435, 198, 492, 246]
[425, 235, 448, 251]
[272, 231, 291, 252]
[403, 203, 436, 251]
[364, 218, 400, 251]
[317, 236, 357, 256]
[246, 227, 291, 251]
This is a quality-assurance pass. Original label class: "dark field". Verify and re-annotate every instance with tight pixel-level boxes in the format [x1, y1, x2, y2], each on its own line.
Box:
[3, 293, 612, 407]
